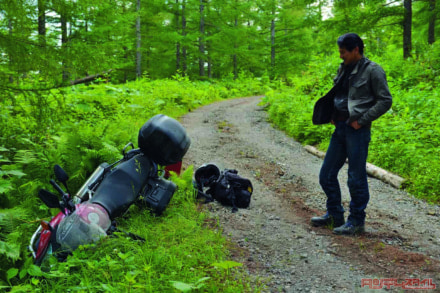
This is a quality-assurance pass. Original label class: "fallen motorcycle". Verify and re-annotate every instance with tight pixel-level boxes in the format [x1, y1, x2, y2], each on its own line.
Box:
[29, 114, 190, 266]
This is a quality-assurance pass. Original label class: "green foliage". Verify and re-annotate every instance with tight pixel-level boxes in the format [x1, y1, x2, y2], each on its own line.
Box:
[0, 0, 322, 84]
[0, 208, 32, 284]
[171, 277, 211, 292]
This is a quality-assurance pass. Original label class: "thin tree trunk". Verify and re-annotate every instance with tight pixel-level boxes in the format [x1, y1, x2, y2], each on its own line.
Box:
[175, 0, 180, 73]
[428, 0, 436, 44]
[136, 0, 142, 79]
[403, 0, 412, 58]
[8, 19, 13, 83]
[270, 17, 275, 78]
[233, 15, 238, 80]
[206, 1, 212, 78]
[38, 0, 46, 76]
[208, 52, 212, 78]
[199, 0, 205, 77]
[61, 14, 69, 82]
[123, 46, 128, 82]
[38, 0, 46, 46]
[182, 0, 187, 76]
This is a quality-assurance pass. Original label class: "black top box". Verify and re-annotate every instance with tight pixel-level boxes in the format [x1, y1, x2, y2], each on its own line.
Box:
[138, 114, 190, 166]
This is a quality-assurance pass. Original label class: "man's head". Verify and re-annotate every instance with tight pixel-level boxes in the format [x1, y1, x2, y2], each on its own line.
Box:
[337, 33, 364, 65]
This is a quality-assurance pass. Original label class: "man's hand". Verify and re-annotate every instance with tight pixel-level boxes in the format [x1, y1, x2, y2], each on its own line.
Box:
[350, 120, 362, 130]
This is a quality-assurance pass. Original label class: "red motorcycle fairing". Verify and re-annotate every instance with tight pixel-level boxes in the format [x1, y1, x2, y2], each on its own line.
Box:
[33, 206, 74, 263]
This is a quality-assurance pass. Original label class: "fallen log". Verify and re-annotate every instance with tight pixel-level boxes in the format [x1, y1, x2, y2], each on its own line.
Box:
[304, 145, 406, 189]
[70, 70, 112, 85]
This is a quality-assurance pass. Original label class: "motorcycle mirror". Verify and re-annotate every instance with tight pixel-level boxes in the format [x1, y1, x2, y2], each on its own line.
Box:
[38, 189, 62, 210]
[54, 165, 69, 183]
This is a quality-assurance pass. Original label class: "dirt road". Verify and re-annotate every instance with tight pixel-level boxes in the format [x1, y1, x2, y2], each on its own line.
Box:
[180, 96, 440, 293]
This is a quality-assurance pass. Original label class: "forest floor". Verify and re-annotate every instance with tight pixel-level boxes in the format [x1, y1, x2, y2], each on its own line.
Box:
[180, 96, 440, 293]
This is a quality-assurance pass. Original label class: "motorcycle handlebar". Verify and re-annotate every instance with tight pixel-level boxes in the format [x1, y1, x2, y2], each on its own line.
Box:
[50, 179, 67, 197]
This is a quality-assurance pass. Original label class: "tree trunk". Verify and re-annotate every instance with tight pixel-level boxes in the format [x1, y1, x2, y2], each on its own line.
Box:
[182, 0, 187, 76]
[175, 0, 180, 73]
[61, 14, 69, 82]
[233, 15, 238, 80]
[136, 0, 142, 79]
[403, 0, 412, 58]
[208, 53, 212, 78]
[199, 0, 205, 77]
[8, 19, 13, 83]
[428, 0, 436, 44]
[270, 9, 276, 79]
[123, 46, 128, 82]
[38, 0, 46, 76]
[270, 19, 275, 76]
[206, 0, 212, 78]
[38, 0, 46, 46]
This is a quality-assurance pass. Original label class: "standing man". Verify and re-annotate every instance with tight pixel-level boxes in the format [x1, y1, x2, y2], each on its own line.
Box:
[311, 33, 392, 235]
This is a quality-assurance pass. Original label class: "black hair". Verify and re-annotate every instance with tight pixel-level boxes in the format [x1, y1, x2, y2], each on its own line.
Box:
[337, 33, 364, 55]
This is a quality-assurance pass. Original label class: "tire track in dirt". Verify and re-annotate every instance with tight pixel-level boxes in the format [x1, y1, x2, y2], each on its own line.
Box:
[180, 96, 440, 292]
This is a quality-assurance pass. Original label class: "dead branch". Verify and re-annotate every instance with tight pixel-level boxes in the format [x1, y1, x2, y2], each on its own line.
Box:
[70, 70, 112, 85]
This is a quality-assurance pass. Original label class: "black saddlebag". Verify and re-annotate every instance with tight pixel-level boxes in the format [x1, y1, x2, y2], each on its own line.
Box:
[139, 176, 177, 215]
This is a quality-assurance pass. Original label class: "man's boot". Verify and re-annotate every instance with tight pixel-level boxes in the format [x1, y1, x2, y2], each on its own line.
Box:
[311, 213, 345, 228]
[333, 221, 365, 235]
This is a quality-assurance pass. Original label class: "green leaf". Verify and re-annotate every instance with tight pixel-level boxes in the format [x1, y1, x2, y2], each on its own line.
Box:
[196, 277, 211, 284]
[0, 155, 11, 163]
[0, 241, 20, 261]
[27, 265, 43, 277]
[7, 268, 19, 280]
[101, 284, 115, 291]
[170, 281, 194, 292]
[117, 252, 129, 260]
[19, 269, 28, 280]
[212, 260, 243, 270]
[0, 180, 14, 193]
[2, 170, 26, 178]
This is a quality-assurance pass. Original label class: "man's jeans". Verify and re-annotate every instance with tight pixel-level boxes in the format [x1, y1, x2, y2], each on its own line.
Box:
[319, 121, 371, 226]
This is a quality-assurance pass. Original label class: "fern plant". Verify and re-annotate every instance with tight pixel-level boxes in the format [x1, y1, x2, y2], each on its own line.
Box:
[0, 208, 29, 283]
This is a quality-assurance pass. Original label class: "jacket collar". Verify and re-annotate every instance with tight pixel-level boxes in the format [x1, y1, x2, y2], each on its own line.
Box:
[350, 57, 369, 75]
[339, 56, 368, 76]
